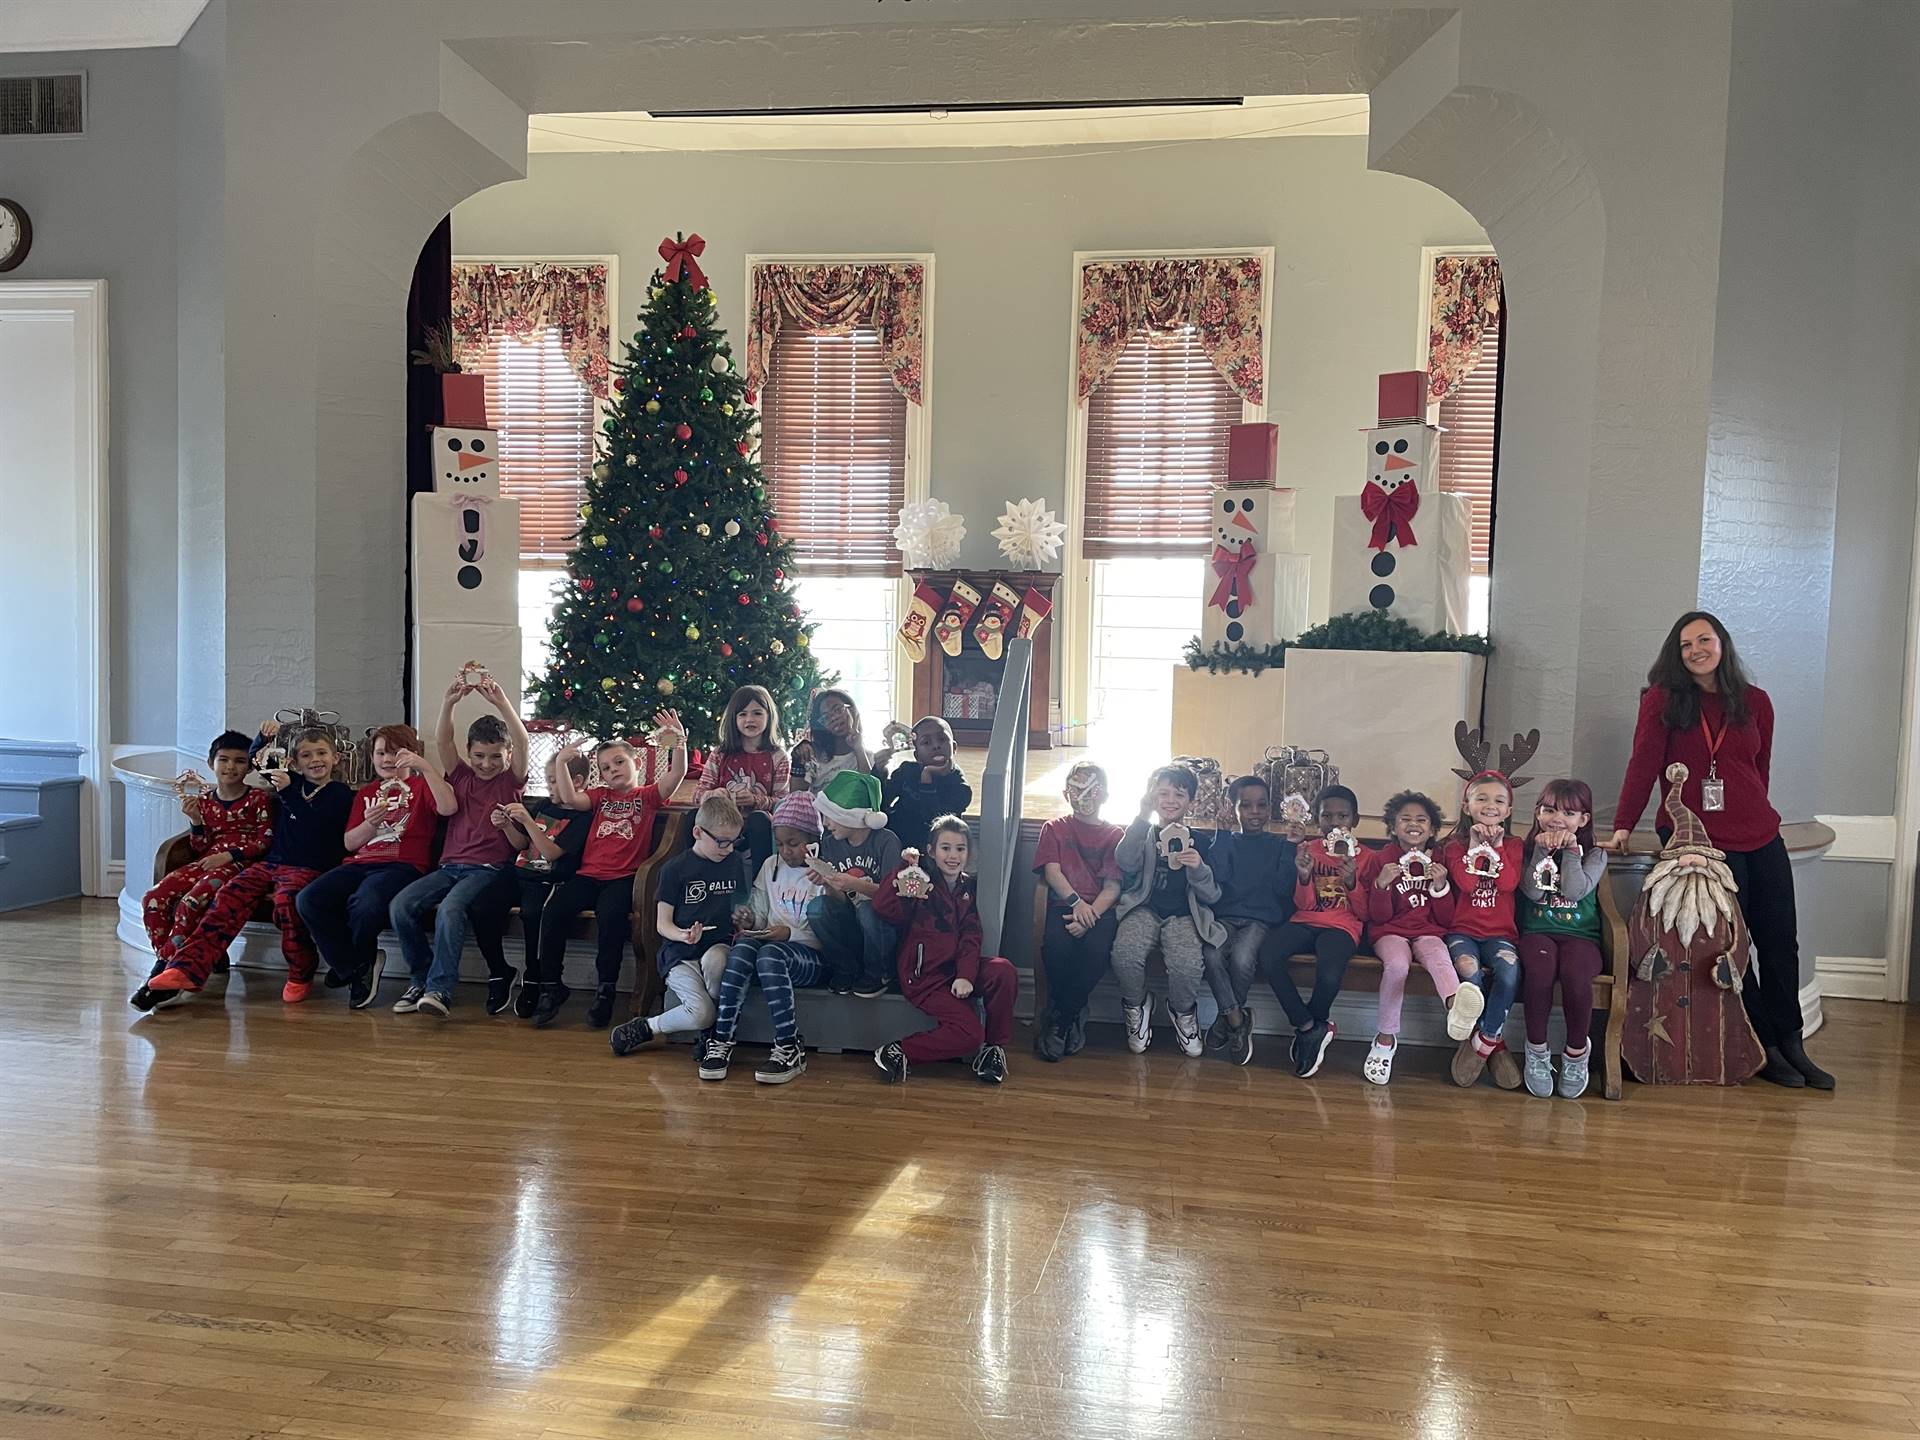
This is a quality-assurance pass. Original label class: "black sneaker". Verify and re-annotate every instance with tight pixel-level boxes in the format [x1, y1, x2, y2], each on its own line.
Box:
[971, 1044, 1008, 1085]
[1033, 1024, 1068, 1063]
[485, 975, 513, 1016]
[828, 975, 854, 997]
[513, 974, 541, 1020]
[610, 1015, 653, 1057]
[696, 1032, 734, 1080]
[852, 978, 888, 999]
[129, 984, 160, 1013]
[874, 1042, 908, 1083]
[756, 1041, 807, 1085]
[1066, 1009, 1088, 1056]
[417, 991, 451, 1018]
[323, 968, 351, 990]
[1204, 1011, 1233, 1052]
[586, 983, 617, 1029]
[1226, 1008, 1255, 1067]
[1295, 1019, 1336, 1079]
[392, 983, 426, 1014]
[348, 955, 386, 1011]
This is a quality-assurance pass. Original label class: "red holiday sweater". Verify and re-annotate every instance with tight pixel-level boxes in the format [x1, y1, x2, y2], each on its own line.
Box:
[1613, 686, 1780, 853]
[1360, 845, 1456, 941]
[1291, 839, 1364, 941]
[1441, 835, 1524, 941]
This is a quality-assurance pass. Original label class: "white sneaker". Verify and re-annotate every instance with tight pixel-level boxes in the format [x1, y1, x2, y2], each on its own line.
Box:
[1559, 1047, 1591, 1099]
[1122, 999, 1153, 1053]
[1446, 982, 1485, 1041]
[1169, 1008, 1203, 1057]
[1524, 1045, 1555, 1098]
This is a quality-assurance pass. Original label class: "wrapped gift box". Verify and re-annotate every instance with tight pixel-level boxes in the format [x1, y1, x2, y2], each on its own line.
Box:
[411, 622, 524, 736]
[1226, 422, 1279, 483]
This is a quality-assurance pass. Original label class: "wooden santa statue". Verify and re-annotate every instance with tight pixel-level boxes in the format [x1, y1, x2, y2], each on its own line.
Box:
[1329, 371, 1471, 633]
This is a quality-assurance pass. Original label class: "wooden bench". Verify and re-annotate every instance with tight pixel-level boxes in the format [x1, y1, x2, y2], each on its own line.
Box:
[1026, 874, 1628, 1099]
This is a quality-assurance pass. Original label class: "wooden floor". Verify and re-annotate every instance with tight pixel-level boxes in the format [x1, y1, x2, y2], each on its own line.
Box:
[4, 900, 1917, 1439]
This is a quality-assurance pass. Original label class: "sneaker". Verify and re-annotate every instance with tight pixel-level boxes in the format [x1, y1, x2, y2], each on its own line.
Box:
[129, 984, 161, 1013]
[392, 983, 427, 1014]
[1033, 1023, 1069, 1064]
[1122, 999, 1153, 1054]
[873, 1041, 908, 1083]
[852, 979, 888, 999]
[1446, 983, 1485, 1041]
[532, 982, 570, 1029]
[696, 1033, 734, 1080]
[484, 975, 513, 1016]
[417, 991, 451, 1019]
[1487, 1042, 1523, 1091]
[281, 979, 311, 1005]
[1204, 1011, 1233, 1052]
[1450, 1034, 1490, 1087]
[1288, 1029, 1301, 1068]
[1225, 1009, 1255, 1067]
[513, 974, 540, 1020]
[1559, 1047, 1591, 1100]
[1524, 1046, 1555, 1098]
[1169, 1008, 1203, 1058]
[610, 1015, 653, 1057]
[1294, 1020, 1336, 1079]
[756, 1041, 807, 1085]
[348, 955, 386, 1011]
[1065, 1009, 1088, 1056]
[971, 1044, 1008, 1085]
[586, 983, 617, 1029]
[828, 978, 854, 997]
[323, 968, 351, 990]
[1363, 1038, 1396, 1086]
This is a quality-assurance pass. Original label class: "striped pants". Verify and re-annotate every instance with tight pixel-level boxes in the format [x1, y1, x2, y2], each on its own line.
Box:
[714, 938, 825, 1046]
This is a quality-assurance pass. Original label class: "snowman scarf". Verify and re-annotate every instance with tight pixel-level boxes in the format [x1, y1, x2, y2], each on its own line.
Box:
[1360, 480, 1421, 549]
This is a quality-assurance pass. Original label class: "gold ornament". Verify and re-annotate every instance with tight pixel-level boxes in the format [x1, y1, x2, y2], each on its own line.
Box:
[591, 534, 608, 547]
[645, 400, 660, 414]
[797, 634, 809, 648]
[722, 403, 734, 416]
[601, 677, 618, 691]
[686, 624, 701, 641]
[657, 677, 675, 695]
[696, 523, 711, 537]
[651, 287, 664, 302]
[580, 503, 593, 519]
[704, 288, 717, 304]
[769, 639, 785, 655]
[592, 461, 610, 481]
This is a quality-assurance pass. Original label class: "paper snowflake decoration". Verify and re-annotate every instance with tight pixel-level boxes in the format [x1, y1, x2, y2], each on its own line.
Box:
[992, 498, 1067, 569]
[893, 499, 966, 569]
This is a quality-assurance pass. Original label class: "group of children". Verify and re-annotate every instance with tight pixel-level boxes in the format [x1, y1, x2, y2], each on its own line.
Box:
[1031, 758, 1608, 1098]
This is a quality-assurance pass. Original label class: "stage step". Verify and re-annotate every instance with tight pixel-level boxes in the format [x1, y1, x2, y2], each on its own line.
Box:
[0, 741, 85, 913]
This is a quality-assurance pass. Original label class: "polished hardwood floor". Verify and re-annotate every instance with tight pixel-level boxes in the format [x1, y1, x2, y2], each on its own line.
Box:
[3, 898, 1916, 1438]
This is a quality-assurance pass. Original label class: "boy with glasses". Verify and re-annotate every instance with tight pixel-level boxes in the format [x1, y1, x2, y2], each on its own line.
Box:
[611, 793, 749, 1055]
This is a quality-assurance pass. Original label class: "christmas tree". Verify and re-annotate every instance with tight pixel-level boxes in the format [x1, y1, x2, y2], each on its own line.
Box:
[529, 234, 829, 745]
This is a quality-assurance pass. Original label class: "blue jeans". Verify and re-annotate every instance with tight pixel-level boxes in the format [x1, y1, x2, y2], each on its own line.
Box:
[807, 894, 897, 990]
[1447, 934, 1521, 1039]
[715, 937, 825, 1045]
[391, 864, 508, 996]
[296, 861, 421, 981]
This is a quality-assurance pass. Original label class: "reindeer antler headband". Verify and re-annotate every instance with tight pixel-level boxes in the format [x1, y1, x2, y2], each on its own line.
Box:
[1451, 721, 1541, 792]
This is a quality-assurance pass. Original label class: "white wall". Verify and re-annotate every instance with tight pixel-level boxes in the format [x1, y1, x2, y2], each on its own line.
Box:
[452, 138, 1490, 621]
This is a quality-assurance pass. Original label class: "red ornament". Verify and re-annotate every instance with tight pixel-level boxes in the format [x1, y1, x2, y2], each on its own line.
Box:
[774, 568, 784, 579]
[720, 643, 733, 658]
[626, 597, 644, 613]
[755, 531, 769, 547]
[673, 468, 688, 485]
[675, 422, 693, 440]
[612, 376, 626, 393]
[580, 578, 595, 592]
[767, 518, 779, 531]
[648, 524, 663, 539]
[563, 687, 574, 700]
[680, 324, 696, 339]
[735, 441, 750, 456]
[746, 390, 758, 406]
[738, 594, 751, 606]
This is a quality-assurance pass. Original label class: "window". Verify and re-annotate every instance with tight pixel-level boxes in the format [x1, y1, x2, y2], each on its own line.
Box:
[789, 575, 897, 747]
[1088, 557, 1203, 761]
[461, 327, 595, 564]
[1436, 309, 1501, 581]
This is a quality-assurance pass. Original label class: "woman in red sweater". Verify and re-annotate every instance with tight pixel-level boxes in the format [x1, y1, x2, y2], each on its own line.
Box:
[1608, 611, 1832, 1090]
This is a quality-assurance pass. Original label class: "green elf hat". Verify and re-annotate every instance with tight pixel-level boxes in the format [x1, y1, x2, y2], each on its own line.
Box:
[815, 770, 887, 831]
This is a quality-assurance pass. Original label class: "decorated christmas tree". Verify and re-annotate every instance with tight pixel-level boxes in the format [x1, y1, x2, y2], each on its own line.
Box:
[528, 234, 829, 744]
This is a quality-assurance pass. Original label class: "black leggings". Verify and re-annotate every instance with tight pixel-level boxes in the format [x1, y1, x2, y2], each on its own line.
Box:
[1724, 836, 1804, 1048]
[1041, 906, 1118, 1029]
[471, 870, 558, 980]
[536, 873, 635, 988]
[1259, 922, 1357, 1028]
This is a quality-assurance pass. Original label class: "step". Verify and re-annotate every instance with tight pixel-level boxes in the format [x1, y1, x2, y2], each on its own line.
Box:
[0, 739, 83, 781]
[0, 783, 81, 913]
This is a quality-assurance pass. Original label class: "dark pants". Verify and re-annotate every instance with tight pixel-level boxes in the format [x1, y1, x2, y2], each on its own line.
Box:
[741, 809, 774, 885]
[536, 872, 634, 987]
[294, 862, 422, 981]
[1040, 906, 1117, 1030]
[1259, 921, 1357, 1028]
[1519, 933, 1605, 1048]
[1724, 836, 1804, 1048]
[469, 867, 537, 979]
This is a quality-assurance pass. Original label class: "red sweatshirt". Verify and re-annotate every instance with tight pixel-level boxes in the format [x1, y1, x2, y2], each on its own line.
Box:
[190, 789, 276, 865]
[1442, 835, 1524, 941]
[871, 863, 983, 995]
[1613, 685, 1780, 853]
[1291, 839, 1364, 941]
[1360, 845, 1456, 941]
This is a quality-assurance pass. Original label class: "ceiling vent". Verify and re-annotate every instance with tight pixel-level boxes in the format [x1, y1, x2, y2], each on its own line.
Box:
[0, 74, 85, 137]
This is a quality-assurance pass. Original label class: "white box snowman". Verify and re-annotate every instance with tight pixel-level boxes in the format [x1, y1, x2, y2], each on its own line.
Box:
[1328, 372, 1472, 634]
[1202, 485, 1312, 649]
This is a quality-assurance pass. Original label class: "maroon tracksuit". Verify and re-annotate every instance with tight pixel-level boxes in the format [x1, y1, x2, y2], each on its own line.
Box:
[871, 864, 1016, 1064]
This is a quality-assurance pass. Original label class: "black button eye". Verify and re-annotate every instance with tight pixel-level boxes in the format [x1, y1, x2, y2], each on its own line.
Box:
[470, 438, 485, 454]
[446, 437, 462, 452]
[1221, 500, 1233, 514]
[1240, 498, 1254, 511]
[1393, 438, 1409, 454]
[1375, 441, 1389, 455]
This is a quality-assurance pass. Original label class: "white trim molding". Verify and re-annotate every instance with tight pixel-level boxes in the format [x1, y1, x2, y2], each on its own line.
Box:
[1814, 813, 1897, 863]
[1815, 955, 1889, 1001]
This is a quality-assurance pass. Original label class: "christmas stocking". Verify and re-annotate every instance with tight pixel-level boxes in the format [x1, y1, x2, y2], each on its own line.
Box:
[1015, 585, 1054, 639]
[973, 580, 1021, 660]
[934, 579, 982, 657]
[898, 580, 942, 664]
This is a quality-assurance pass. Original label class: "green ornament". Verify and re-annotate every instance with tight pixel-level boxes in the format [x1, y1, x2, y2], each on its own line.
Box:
[700, 387, 714, 403]
[664, 346, 674, 357]
[659, 559, 673, 574]
[729, 569, 744, 582]
[754, 486, 766, 502]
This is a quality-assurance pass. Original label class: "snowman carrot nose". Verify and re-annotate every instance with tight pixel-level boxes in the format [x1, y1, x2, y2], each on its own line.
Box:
[457, 452, 490, 471]
[1231, 510, 1258, 531]
[1383, 454, 1415, 471]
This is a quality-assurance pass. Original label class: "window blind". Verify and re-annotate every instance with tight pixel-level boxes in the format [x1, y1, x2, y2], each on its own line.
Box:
[1083, 326, 1242, 560]
[761, 326, 908, 578]
[461, 328, 593, 565]
[1436, 310, 1502, 577]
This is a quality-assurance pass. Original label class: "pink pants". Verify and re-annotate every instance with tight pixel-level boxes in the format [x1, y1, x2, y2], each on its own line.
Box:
[1373, 934, 1459, 1036]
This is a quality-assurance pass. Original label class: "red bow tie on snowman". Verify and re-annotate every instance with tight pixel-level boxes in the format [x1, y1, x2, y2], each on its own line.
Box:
[1361, 466, 1422, 550]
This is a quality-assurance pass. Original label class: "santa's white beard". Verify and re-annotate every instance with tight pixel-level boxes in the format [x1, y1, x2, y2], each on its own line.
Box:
[1644, 853, 1738, 950]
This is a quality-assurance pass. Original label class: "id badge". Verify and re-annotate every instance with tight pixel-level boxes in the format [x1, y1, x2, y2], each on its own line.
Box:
[1702, 777, 1726, 812]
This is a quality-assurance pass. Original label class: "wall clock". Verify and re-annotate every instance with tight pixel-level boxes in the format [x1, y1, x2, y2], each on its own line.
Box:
[0, 200, 33, 273]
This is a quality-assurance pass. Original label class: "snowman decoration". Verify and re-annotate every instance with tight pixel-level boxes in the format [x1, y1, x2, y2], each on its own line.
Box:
[1199, 431, 1310, 651]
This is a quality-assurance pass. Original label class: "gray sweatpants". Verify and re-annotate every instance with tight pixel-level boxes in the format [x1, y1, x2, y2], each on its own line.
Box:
[1202, 918, 1268, 1015]
[1110, 907, 1205, 1015]
[652, 946, 729, 1035]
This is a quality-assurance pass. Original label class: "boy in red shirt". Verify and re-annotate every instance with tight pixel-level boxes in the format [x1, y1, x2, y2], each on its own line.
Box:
[1256, 786, 1363, 1079]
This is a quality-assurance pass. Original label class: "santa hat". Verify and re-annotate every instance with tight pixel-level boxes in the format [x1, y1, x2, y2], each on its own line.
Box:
[814, 770, 887, 831]
[771, 790, 819, 836]
[1660, 763, 1722, 857]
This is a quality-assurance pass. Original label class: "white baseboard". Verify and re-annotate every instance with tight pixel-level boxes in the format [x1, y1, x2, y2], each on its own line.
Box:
[1816, 955, 1889, 1001]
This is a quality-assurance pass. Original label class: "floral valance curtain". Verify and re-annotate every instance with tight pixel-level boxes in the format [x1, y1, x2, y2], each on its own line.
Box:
[1427, 254, 1502, 405]
[747, 261, 926, 405]
[1076, 255, 1265, 407]
[451, 262, 611, 400]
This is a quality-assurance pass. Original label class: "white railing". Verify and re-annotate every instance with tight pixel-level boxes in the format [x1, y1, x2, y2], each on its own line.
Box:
[976, 637, 1032, 957]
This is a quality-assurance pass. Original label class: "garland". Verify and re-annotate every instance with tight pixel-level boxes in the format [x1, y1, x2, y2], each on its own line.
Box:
[1184, 612, 1491, 674]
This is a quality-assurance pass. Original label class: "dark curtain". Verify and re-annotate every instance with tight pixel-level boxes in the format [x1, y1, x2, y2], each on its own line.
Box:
[403, 216, 452, 722]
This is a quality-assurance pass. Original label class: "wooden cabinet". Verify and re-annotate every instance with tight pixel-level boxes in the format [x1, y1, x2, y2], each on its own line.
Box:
[908, 571, 1060, 750]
